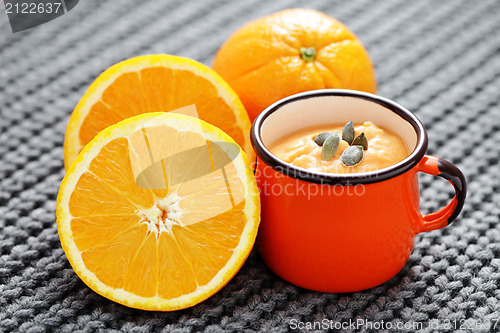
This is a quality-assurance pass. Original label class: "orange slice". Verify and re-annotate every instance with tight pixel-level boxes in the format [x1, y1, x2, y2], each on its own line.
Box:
[57, 112, 260, 311]
[64, 54, 253, 169]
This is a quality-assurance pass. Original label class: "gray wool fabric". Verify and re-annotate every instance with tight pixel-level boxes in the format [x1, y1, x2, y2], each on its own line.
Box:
[1, 0, 500, 332]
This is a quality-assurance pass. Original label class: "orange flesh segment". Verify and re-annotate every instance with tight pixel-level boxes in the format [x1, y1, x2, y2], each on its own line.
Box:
[101, 72, 149, 118]
[182, 203, 246, 250]
[79, 102, 124, 145]
[81, 223, 147, 290]
[68, 129, 247, 299]
[173, 226, 234, 286]
[69, 172, 139, 217]
[78, 68, 240, 153]
[71, 214, 141, 252]
[123, 232, 159, 298]
[88, 138, 155, 207]
[157, 231, 198, 299]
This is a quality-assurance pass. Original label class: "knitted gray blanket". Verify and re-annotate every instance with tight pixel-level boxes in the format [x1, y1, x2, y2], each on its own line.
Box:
[1, 0, 499, 331]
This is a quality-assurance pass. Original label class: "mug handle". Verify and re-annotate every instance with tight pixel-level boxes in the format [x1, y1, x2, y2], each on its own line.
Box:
[417, 155, 467, 233]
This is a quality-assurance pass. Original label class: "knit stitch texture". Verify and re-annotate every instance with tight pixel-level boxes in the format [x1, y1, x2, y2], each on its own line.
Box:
[0, 0, 499, 332]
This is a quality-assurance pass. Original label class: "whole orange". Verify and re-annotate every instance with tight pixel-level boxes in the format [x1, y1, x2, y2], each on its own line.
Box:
[212, 8, 377, 121]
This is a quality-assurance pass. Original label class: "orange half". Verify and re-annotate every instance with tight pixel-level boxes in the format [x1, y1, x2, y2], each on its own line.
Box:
[57, 112, 260, 311]
[64, 54, 253, 169]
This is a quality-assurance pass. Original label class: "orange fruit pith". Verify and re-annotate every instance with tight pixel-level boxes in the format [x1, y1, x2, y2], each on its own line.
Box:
[57, 112, 260, 311]
[64, 55, 253, 169]
[212, 8, 377, 121]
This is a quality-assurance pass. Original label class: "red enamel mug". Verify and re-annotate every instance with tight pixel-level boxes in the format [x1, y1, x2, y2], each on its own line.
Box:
[250, 89, 466, 293]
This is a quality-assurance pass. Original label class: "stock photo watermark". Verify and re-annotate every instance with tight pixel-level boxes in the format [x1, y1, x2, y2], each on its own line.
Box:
[3, 0, 79, 32]
[289, 318, 500, 331]
[252, 162, 369, 200]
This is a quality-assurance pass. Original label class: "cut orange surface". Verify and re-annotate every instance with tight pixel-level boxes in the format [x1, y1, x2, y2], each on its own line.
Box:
[212, 8, 377, 121]
[57, 112, 260, 311]
[64, 54, 253, 169]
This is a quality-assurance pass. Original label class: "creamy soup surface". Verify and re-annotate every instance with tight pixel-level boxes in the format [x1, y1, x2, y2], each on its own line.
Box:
[267, 121, 410, 174]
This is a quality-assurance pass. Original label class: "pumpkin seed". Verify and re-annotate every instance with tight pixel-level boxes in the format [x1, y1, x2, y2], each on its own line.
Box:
[341, 145, 364, 166]
[313, 132, 333, 146]
[352, 132, 368, 150]
[342, 121, 355, 145]
[321, 131, 340, 160]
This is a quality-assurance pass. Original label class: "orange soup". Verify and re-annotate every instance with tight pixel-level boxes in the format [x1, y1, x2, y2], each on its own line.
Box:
[267, 121, 409, 174]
